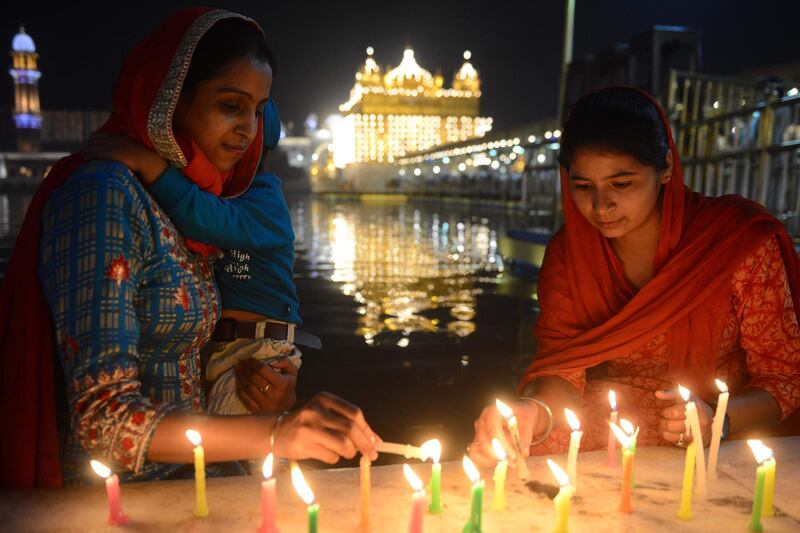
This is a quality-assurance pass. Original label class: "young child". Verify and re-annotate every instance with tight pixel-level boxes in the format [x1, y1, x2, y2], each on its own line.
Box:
[86, 98, 319, 415]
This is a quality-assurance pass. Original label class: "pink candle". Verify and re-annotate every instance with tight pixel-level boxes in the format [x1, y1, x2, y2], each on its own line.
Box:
[260, 454, 280, 533]
[90, 460, 129, 526]
[403, 464, 425, 533]
[607, 390, 619, 467]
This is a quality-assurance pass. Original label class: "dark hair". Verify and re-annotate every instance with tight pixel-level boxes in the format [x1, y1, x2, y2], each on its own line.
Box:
[558, 87, 669, 172]
[182, 17, 276, 95]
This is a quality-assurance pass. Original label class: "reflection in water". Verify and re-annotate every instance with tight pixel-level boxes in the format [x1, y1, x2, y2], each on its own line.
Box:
[294, 200, 502, 348]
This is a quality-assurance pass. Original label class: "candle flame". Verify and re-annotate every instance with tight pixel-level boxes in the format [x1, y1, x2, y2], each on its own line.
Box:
[546, 458, 570, 487]
[495, 398, 513, 419]
[564, 408, 581, 431]
[185, 429, 202, 446]
[715, 379, 728, 393]
[609, 422, 632, 449]
[90, 460, 111, 479]
[403, 464, 424, 492]
[620, 418, 635, 435]
[262, 453, 273, 479]
[747, 440, 774, 464]
[290, 462, 315, 505]
[491, 438, 507, 462]
[462, 455, 481, 484]
[608, 389, 617, 411]
[678, 384, 690, 402]
[420, 439, 442, 463]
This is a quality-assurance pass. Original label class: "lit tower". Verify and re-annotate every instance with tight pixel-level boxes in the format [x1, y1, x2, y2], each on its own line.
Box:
[9, 26, 42, 152]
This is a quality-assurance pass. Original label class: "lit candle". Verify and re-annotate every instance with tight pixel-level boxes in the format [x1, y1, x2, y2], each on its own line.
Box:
[420, 439, 442, 514]
[90, 460, 129, 526]
[403, 464, 425, 533]
[360, 455, 371, 529]
[747, 440, 773, 532]
[679, 385, 707, 497]
[462, 456, 484, 533]
[260, 454, 280, 533]
[609, 420, 638, 514]
[185, 429, 209, 518]
[676, 440, 697, 520]
[495, 399, 530, 479]
[762, 451, 776, 518]
[376, 441, 423, 459]
[291, 462, 319, 533]
[606, 390, 619, 467]
[564, 408, 583, 488]
[547, 458, 575, 533]
[491, 438, 508, 512]
[707, 379, 730, 480]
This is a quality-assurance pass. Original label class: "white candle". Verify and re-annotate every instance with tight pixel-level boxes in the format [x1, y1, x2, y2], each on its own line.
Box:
[707, 379, 730, 480]
[564, 408, 583, 489]
[607, 390, 619, 467]
[376, 441, 423, 459]
[679, 385, 707, 497]
[495, 399, 530, 479]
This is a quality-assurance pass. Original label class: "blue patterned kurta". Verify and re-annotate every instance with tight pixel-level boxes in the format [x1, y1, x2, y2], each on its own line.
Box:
[38, 161, 223, 484]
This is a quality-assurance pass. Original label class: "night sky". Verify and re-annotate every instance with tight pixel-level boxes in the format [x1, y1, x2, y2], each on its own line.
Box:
[1, 0, 798, 131]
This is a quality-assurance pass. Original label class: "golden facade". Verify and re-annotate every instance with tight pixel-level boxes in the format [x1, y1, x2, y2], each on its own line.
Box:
[332, 47, 493, 167]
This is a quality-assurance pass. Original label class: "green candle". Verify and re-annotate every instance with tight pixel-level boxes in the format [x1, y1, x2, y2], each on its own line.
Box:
[308, 502, 319, 533]
[429, 462, 442, 513]
[421, 439, 443, 514]
[291, 462, 319, 533]
[462, 456, 483, 533]
[747, 440, 772, 533]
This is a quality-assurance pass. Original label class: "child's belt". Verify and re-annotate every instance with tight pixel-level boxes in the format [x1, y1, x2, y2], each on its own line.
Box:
[211, 317, 322, 349]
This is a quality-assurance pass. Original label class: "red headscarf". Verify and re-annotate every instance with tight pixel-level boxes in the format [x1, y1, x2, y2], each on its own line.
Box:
[519, 88, 800, 399]
[0, 7, 265, 488]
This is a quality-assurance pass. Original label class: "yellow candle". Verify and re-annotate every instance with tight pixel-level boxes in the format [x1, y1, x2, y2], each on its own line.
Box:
[495, 399, 530, 480]
[707, 379, 729, 480]
[547, 459, 575, 533]
[564, 408, 583, 489]
[491, 438, 508, 512]
[679, 385, 707, 497]
[359, 455, 370, 529]
[762, 456, 776, 517]
[677, 441, 696, 520]
[186, 429, 209, 518]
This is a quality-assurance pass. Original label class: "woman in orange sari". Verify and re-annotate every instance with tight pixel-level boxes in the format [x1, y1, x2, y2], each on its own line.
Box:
[469, 87, 800, 465]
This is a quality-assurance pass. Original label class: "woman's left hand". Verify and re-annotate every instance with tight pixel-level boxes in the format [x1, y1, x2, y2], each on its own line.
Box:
[235, 356, 298, 414]
[655, 389, 714, 447]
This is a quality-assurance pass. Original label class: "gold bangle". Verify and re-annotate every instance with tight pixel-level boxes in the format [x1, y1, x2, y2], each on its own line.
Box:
[519, 397, 553, 446]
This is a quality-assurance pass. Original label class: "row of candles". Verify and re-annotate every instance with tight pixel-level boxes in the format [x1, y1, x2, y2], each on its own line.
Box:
[88, 380, 778, 532]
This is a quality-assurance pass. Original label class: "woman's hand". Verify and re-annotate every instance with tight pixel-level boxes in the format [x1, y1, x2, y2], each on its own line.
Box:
[235, 356, 297, 414]
[271, 391, 379, 464]
[469, 399, 541, 467]
[655, 389, 714, 446]
[83, 132, 167, 185]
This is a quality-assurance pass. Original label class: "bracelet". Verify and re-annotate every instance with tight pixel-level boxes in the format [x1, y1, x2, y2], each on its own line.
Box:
[519, 397, 554, 446]
[270, 411, 289, 452]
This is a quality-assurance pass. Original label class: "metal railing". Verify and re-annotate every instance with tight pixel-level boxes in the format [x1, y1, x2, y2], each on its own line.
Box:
[667, 70, 800, 234]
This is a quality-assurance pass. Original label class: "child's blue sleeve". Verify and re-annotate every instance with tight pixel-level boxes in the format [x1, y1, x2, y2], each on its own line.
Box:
[148, 166, 294, 250]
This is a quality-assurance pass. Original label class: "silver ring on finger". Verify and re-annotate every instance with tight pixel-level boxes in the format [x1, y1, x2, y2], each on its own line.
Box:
[676, 433, 686, 448]
[260, 383, 271, 394]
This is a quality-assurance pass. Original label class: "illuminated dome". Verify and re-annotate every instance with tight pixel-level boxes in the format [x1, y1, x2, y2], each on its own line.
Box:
[355, 46, 382, 87]
[385, 48, 434, 90]
[12, 27, 35, 53]
[453, 51, 480, 93]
